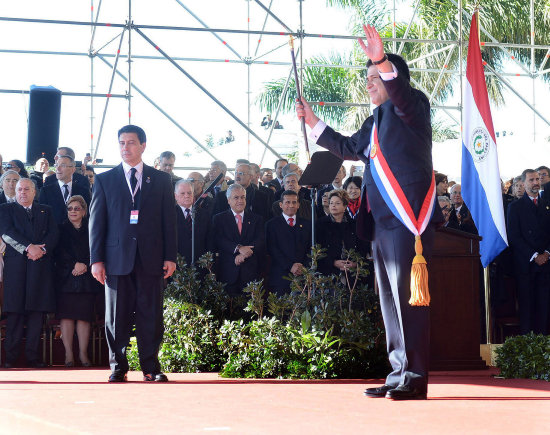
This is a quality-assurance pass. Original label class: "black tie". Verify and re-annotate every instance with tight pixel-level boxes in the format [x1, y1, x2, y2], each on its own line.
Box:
[26, 207, 32, 220]
[63, 184, 69, 202]
[185, 208, 192, 231]
[130, 168, 138, 193]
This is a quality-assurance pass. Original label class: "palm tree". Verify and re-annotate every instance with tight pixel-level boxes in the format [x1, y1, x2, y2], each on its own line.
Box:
[257, 0, 548, 137]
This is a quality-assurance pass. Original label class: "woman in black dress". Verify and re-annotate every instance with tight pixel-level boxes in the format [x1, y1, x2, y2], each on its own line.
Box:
[54, 195, 101, 367]
[316, 189, 359, 276]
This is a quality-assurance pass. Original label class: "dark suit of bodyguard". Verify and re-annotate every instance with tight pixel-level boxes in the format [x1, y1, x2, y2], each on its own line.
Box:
[89, 125, 177, 382]
[297, 33, 441, 400]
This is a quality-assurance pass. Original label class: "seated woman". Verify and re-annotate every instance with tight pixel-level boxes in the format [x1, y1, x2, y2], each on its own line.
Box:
[343, 176, 362, 220]
[315, 190, 360, 276]
[54, 195, 102, 367]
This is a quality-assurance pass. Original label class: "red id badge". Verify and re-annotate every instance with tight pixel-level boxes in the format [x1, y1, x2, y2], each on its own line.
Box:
[130, 210, 139, 224]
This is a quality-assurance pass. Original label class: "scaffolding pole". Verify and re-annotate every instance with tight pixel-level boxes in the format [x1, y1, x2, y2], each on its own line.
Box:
[174, 0, 243, 61]
[93, 29, 127, 161]
[134, 27, 282, 159]
[97, 55, 221, 162]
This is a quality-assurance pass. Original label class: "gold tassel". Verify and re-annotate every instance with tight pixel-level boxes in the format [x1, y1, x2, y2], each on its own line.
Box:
[409, 235, 430, 306]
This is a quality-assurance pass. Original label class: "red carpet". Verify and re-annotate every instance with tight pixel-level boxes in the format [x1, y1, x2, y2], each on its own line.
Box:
[0, 368, 549, 434]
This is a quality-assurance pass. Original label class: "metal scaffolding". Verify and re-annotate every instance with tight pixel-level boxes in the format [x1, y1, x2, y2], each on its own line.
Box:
[1, 0, 548, 167]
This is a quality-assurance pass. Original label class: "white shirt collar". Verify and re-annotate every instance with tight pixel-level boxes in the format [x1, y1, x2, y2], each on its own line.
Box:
[122, 160, 144, 175]
[282, 213, 296, 223]
[58, 179, 73, 189]
[231, 209, 244, 219]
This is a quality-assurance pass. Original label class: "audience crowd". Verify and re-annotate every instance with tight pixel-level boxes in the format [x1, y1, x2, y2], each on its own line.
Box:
[0, 147, 549, 368]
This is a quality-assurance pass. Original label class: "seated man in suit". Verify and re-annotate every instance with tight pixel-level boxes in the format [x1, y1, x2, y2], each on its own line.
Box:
[265, 190, 311, 295]
[0, 170, 20, 204]
[39, 155, 91, 225]
[272, 173, 312, 220]
[507, 169, 550, 335]
[448, 183, 477, 235]
[175, 179, 210, 265]
[44, 146, 90, 191]
[159, 151, 182, 188]
[210, 184, 265, 296]
[213, 163, 271, 222]
[266, 158, 288, 192]
[0, 178, 59, 368]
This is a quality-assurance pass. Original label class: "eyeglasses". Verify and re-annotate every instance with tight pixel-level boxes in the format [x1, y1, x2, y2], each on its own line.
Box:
[235, 171, 249, 176]
[67, 206, 83, 212]
[55, 164, 75, 169]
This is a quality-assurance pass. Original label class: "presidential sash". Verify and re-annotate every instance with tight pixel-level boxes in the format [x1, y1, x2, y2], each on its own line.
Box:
[369, 124, 436, 306]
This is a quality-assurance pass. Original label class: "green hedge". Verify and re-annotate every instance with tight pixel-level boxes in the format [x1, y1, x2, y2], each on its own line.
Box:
[495, 332, 550, 381]
[128, 248, 389, 379]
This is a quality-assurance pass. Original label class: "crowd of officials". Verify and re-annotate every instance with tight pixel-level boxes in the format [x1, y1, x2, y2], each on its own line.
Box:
[0, 146, 549, 369]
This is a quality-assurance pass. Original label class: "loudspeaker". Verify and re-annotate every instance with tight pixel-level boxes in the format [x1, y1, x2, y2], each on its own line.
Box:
[26, 85, 62, 165]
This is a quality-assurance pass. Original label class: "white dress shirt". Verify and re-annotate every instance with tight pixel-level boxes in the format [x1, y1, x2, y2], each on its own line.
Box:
[122, 161, 144, 196]
[57, 179, 73, 202]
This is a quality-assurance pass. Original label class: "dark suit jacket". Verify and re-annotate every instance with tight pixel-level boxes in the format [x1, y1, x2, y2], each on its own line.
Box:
[0, 191, 12, 205]
[89, 163, 177, 276]
[176, 204, 210, 264]
[267, 178, 282, 192]
[212, 185, 272, 222]
[210, 209, 265, 289]
[0, 202, 59, 313]
[315, 215, 361, 276]
[316, 73, 443, 240]
[447, 203, 478, 235]
[45, 171, 90, 189]
[507, 193, 550, 275]
[265, 215, 311, 292]
[39, 176, 91, 224]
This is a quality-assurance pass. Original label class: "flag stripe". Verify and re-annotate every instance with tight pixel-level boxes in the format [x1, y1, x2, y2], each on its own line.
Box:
[465, 16, 497, 144]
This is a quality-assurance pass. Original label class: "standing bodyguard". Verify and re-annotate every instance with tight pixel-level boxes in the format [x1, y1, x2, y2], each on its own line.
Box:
[89, 125, 177, 382]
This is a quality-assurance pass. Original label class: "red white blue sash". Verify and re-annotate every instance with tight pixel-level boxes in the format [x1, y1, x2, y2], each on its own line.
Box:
[369, 124, 436, 236]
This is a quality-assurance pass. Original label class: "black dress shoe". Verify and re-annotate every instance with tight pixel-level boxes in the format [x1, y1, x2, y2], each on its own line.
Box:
[364, 384, 395, 398]
[108, 372, 128, 383]
[28, 360, 47, 368]
[385, 385, 427, 400]
[143, 372, 168, 382]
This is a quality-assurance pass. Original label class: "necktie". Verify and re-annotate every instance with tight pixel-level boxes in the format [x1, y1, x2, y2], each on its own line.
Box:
[130, 168, 138, 193]
[63, 184, 69, 203]
[26, 207, 32, 220]
[185, 208, 191, 220]
[534, 197, 538, 206]
[288, 217, 294, 227]
[236, 214, 242, 234]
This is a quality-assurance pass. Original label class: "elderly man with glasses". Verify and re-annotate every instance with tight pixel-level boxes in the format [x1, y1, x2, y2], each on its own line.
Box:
[39, 156, 91, 225]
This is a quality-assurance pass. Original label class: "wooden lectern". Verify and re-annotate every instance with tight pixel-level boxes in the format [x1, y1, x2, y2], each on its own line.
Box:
[429, 227, 488, 370]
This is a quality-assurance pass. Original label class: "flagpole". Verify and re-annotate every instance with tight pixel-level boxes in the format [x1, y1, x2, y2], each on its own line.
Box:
[484, 266, 492, 344]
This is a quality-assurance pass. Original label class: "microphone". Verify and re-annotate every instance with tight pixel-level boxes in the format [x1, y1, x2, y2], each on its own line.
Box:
[194, 172, 224, 208]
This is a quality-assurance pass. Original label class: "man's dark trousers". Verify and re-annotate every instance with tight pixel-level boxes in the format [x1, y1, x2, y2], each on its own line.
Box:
[105, 251, 164, 374]
[4, 312, 43, 364]
[372, 223, 435, 390]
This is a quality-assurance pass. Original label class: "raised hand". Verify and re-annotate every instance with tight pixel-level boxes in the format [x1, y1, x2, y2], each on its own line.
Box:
[357, 24, 385, 63]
